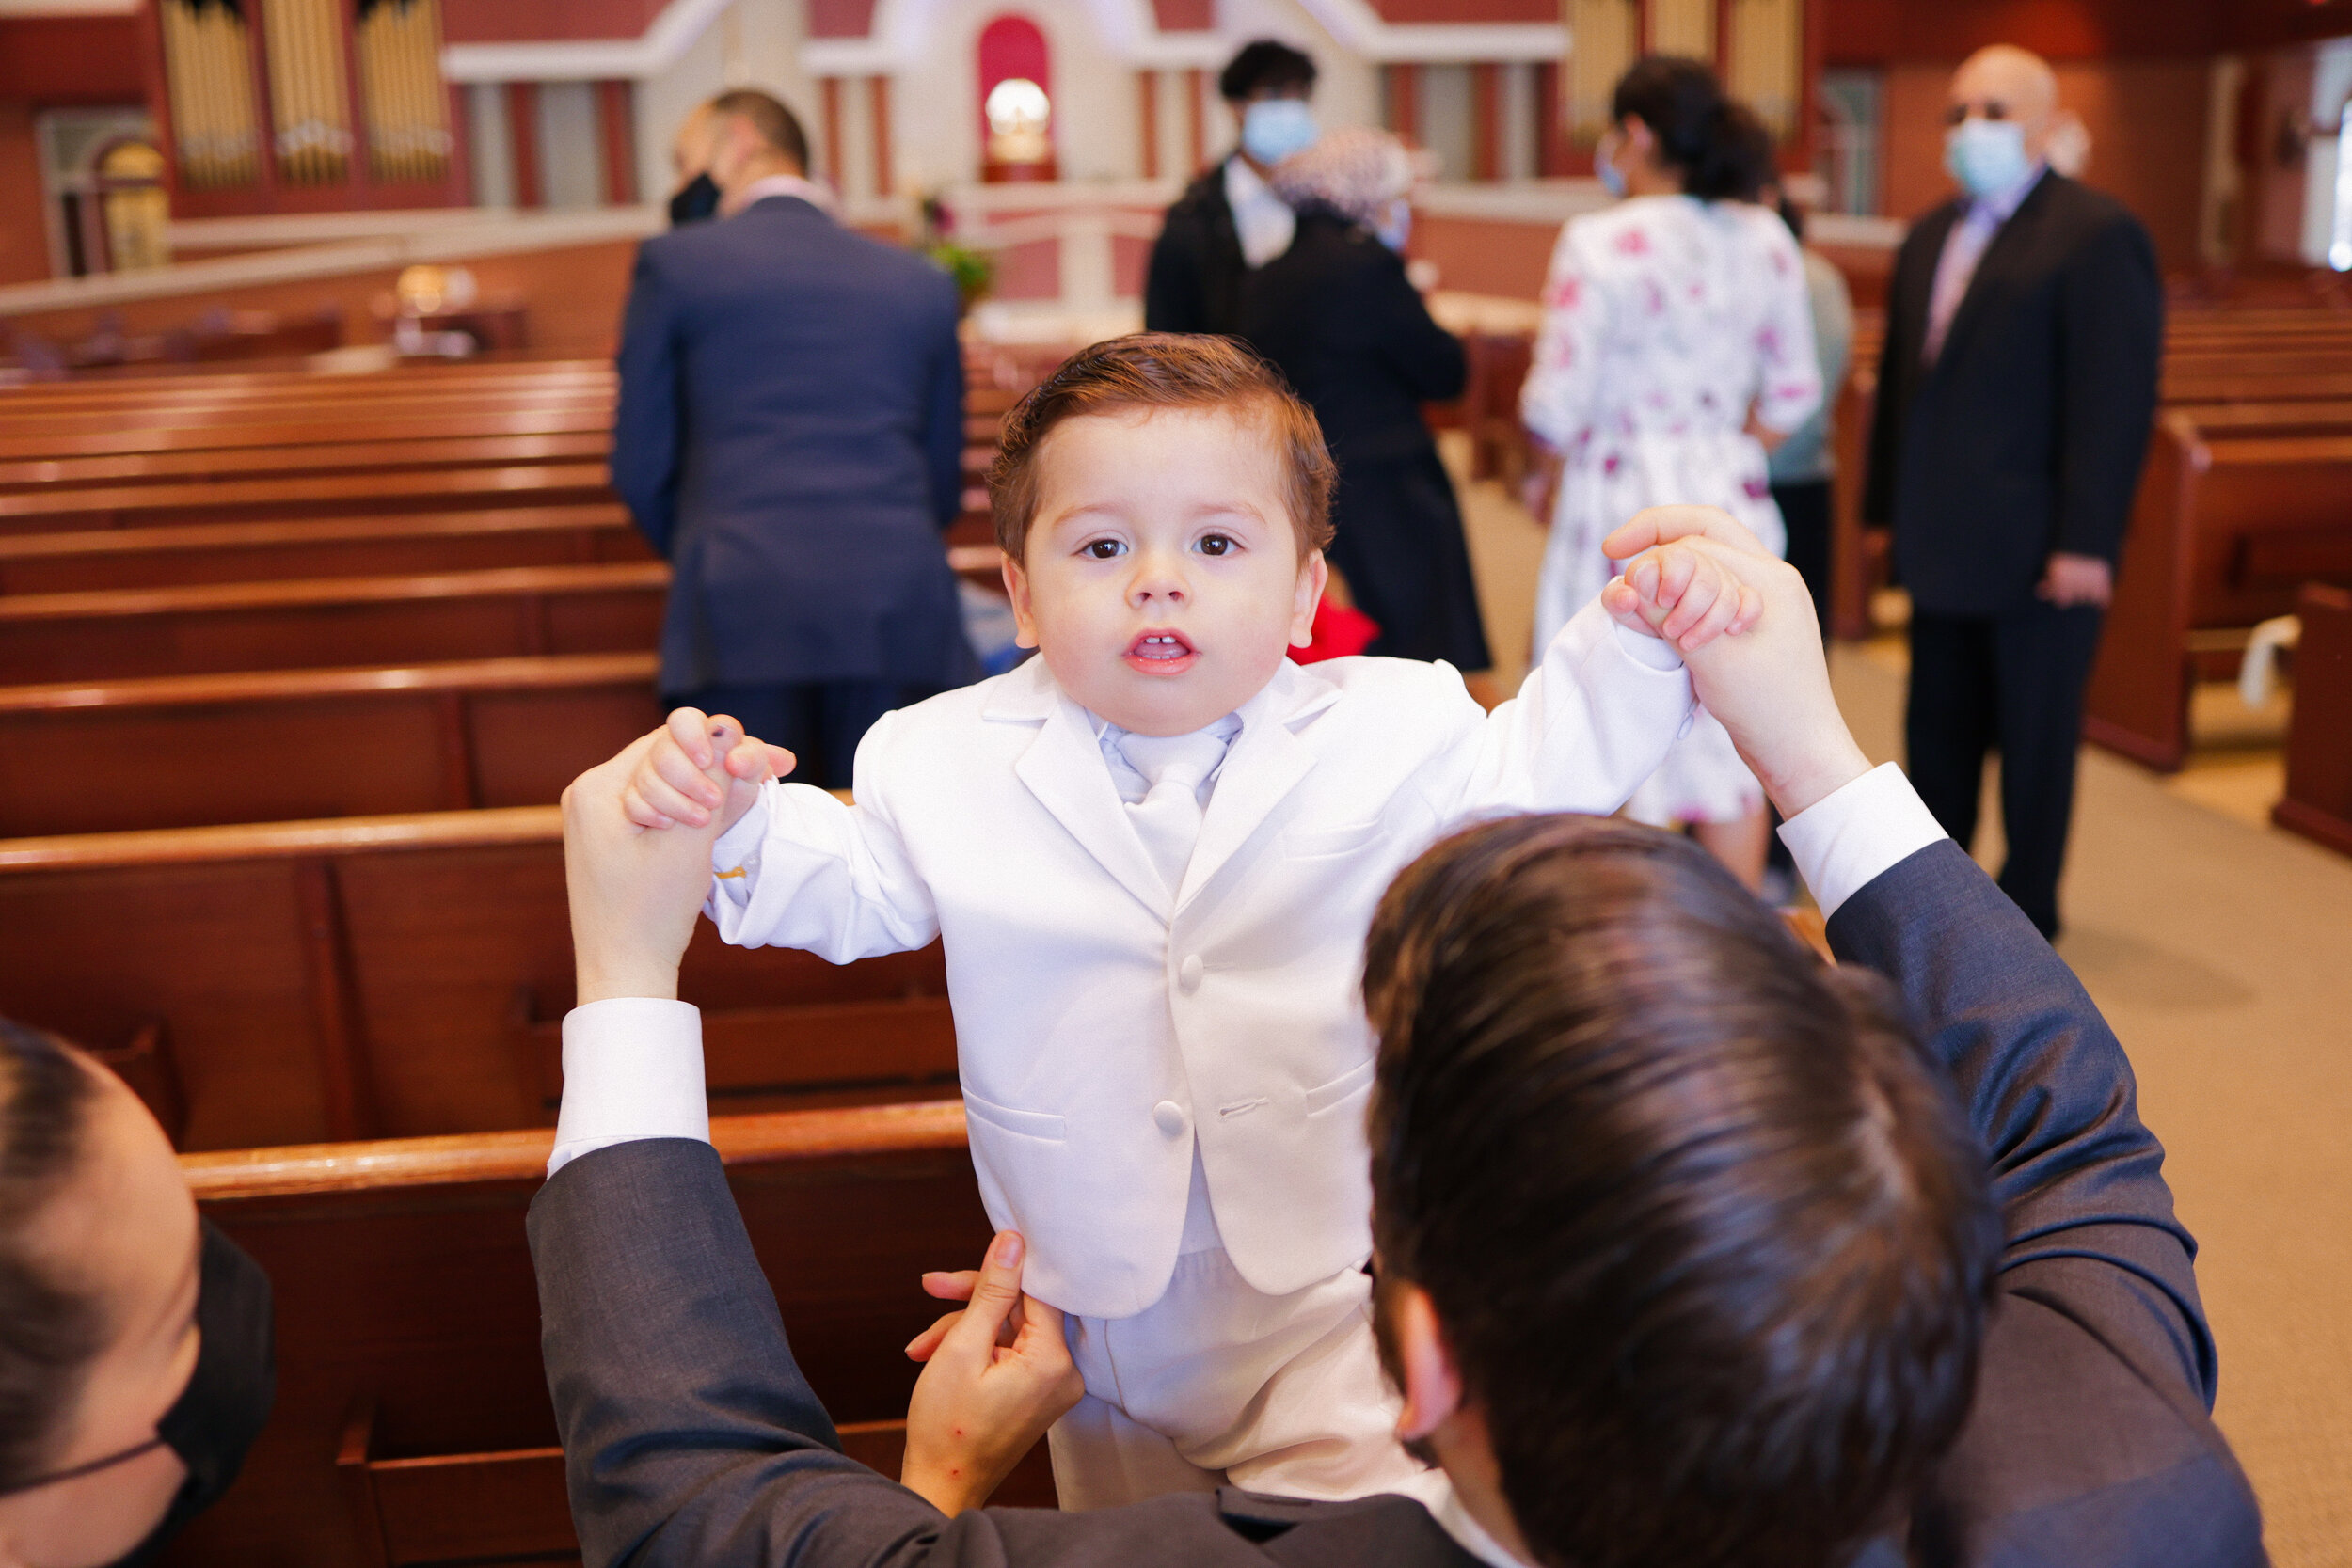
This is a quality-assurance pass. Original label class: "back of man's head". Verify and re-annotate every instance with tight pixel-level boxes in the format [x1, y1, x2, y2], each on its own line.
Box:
[707, 88, 809, 175]
[1218, 40, 1316, 103]
[1363, 816, 2002, 1568]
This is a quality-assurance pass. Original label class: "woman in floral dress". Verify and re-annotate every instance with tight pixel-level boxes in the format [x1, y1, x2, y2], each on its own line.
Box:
[1520, 55, 1821, 889]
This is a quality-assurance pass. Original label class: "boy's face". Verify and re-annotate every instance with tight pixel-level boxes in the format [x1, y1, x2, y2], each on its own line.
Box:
[1003, 405, 1327, 737]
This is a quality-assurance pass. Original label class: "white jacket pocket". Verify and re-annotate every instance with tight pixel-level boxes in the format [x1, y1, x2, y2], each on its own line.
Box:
[1302, 1058, 1375, 1118]
[961, 1086, 1068, 1143]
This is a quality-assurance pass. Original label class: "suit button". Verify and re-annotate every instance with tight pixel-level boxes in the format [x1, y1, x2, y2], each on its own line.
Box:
[1152, 1101, 1187, 1136]
[1179, 954, 1204, 991]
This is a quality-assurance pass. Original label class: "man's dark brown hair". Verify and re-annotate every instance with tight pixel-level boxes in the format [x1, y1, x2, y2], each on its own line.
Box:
[987, 333, 1336, 562]
[1362, 816, 2002, 1568]
[708, 89, 810, 174]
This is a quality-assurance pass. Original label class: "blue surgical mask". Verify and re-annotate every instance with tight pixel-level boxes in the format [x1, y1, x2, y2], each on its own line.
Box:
[1241, 98, 1319, 166]
[1595, 128, 1628, 199]
[1944, 118, 2031, 199]
[1374, 198, 1411, 253]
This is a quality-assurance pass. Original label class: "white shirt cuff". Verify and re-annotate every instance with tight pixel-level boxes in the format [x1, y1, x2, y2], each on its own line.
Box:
[547, 997, 710, 1177]
[1776, 763, 1948, 920]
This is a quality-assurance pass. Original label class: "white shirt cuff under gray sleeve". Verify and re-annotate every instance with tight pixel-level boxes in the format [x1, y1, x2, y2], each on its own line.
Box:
[546, 997, 710, 1178]
[1776, 762, 1949, 920]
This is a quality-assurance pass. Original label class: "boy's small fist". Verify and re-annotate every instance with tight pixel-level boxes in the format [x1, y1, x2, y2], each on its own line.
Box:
[620, 707, 797, 833]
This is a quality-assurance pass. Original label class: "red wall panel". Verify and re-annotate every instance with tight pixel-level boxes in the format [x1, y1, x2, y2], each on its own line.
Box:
[1820, 0, 2221, 65]
[0, 15, 146, 102]
[438, 0, 666, 45]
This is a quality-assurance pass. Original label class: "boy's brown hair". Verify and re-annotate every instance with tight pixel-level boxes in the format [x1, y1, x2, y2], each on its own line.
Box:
[987, 333, 1337, 562]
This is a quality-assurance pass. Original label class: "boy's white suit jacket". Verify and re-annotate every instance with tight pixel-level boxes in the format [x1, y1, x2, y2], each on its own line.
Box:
[707, 600, 1693, 1318]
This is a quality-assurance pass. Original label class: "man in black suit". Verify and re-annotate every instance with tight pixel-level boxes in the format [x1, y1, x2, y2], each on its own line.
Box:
[532, 507, 2258, 1568]
[1143, 40, 1320, 337]
[1865, 45, 2163, 938]
[612, 91, 975, 790]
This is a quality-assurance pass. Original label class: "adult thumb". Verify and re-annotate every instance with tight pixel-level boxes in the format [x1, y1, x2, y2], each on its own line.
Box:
[944, 1231, 1026, 1356]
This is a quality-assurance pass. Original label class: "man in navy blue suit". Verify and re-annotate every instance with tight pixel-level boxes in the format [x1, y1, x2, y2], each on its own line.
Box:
[612, 90, 976, 789]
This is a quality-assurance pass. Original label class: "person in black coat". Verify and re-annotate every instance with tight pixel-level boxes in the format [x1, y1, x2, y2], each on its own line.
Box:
[532, 521, 2260, 1568]
[1239, 129, 1489, 674]
[1864, 45, 2163, 937]
[612, 91, 975, 790]
[1144, 41, 1321, 337]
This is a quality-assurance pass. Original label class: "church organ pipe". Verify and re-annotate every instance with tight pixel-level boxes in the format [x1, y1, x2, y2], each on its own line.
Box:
[262, 0, 353, 184]
[358, 0, 453, 182]
[159, 0, 262, 188]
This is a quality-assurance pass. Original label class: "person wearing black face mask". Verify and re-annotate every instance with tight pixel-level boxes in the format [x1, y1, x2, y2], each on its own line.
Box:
[666, 102, 723, 228]
[0, 1019, 274, 1568]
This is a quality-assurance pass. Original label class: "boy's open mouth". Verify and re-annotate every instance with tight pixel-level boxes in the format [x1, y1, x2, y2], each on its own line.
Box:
[1124, 629, 1198, 674]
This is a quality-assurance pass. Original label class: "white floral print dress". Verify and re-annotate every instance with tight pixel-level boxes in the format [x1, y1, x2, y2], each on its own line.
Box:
[1520, 193, 1822, 826]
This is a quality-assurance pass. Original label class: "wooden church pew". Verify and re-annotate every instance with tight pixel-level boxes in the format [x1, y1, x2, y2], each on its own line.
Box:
[162, 1103, 1052, 1568]
[0, 429, 611, 494]
[2085, 419, 2352, 770]
[0, 462, 614, 535]
[0, 561, 668, 683]
[0, 652, 666, 835]
[2275, 582, 2352, 857]
[0, 808, 956, 1148]
[0, 504, 647, 594]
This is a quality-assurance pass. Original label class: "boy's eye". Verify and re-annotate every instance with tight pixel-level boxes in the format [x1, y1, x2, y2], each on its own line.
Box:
[1198, 534, 1236, 557]
[1081, 539, 1126, 560]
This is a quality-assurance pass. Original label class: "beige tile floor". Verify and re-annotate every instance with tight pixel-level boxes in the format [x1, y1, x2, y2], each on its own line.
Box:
[1447, 442, 2352, 1566]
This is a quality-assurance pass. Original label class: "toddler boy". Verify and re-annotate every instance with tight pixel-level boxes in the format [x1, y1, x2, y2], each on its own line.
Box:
[609, 335, 1757, 1509]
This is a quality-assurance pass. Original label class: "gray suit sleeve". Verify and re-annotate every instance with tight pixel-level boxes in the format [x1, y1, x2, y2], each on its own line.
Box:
[1826, 845, 2264, 1566]
[530, 1139, 952, 1567]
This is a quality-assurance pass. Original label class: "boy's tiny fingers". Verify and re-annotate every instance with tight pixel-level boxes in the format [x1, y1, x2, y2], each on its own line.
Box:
[665, 707, 713, 768]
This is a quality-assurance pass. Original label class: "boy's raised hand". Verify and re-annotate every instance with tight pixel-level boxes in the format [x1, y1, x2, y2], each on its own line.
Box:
[620, 707, 797, 833]
[1601, 505, 1872, 819]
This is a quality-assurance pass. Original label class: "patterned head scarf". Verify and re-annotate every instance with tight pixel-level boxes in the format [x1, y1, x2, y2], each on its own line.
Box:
[1270, 126, 1415, 228]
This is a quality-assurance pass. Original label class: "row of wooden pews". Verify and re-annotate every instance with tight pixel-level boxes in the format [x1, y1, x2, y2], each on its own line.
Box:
[1820, 303, 2352, 802]
[0, 349, 1063, 1562]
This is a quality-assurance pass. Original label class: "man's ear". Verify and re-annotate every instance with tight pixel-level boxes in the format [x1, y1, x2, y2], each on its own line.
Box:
[1389, 1281, 1465, 1443]
[1289, 549, 1329, 650]
[1002, 552, 1041, 650]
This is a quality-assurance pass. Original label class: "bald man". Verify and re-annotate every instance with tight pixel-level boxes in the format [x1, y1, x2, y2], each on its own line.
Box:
[1863, 45, 2162, 939]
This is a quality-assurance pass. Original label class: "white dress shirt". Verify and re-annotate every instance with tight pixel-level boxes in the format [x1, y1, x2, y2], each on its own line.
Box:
[1224, 156, 1296, 269]
[724, 171, 842, 219]
[1923, 163, 2046, 363]
[547, 761, 1947, 1176]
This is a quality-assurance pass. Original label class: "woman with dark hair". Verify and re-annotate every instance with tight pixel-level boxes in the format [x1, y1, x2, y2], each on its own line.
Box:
[1240, 127, 1491, 677]
[0, 1019, 272, 1567]
[1520, 55, 1820, 890]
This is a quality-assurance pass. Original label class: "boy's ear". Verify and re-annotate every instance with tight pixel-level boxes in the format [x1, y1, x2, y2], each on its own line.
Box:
[1002, 551, 1041, 650]
[1289, 550, 1329, 649]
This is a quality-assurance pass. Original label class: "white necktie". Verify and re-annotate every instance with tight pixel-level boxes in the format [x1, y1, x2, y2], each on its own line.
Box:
[1117, 729, 1231, 898]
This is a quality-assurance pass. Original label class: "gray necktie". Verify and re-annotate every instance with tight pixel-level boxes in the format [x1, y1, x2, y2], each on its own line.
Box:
[1117, 729, 1231, 898]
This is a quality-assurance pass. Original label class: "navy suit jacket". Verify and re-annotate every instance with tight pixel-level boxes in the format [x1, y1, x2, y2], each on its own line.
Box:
[529, 842, 2263, 1567]
[1862, 174, 2163, 617]
[612, 195, 976, 692]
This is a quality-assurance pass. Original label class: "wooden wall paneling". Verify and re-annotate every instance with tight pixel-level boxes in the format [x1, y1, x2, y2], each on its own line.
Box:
[821, 74, 844, 190]
[871, 73, 893, 198]
[1471, 62, 1502, 181]
[1138, 69, 1159, 180]
[1184, 67, 1205, 172]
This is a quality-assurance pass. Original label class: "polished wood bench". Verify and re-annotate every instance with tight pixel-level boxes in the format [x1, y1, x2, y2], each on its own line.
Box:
[0, 807, 955, 1148]
[0, 560, 667, 683]
[0, 652, 666, 834]
[2275, 582, 2352, 856]
[167, 1103, 1050, 1568]
[0, 460, 615, 534]
[0, 429, 610, 494]
[0, 504, 645, 594]
[2086, 419, 2352, 769]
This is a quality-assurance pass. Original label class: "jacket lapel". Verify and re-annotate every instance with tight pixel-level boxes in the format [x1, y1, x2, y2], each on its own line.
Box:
[1177, 661, 1341, 912]
[1933, 172, 2058, 377]
[993, 661, 1171, 917]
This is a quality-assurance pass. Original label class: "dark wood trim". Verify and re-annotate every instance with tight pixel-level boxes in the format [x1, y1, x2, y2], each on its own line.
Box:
[1137, 69, 1159, 181]
[870, 74, 893, 198]
[505, 82, 542, 210]
[294, 857, 380, 1140]
[821, 75, 844, 191]
[1184, 68, 1205, 173]
[596, 79, 638, 205]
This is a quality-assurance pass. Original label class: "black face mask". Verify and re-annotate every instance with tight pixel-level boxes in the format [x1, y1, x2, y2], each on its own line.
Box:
[110, 1222, 276, 1568]
[669, 171, 721, 227]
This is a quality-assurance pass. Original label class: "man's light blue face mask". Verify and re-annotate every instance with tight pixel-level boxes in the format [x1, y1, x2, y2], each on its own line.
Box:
[1241, 98, 1319, 166]
[1944, 117, 2032, 200]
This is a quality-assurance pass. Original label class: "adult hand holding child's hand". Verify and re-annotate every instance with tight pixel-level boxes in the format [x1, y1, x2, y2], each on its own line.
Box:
[562, 728, 739, 1003]
[1601, 505, 1873, 819]
[621, 707, 798, 832]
